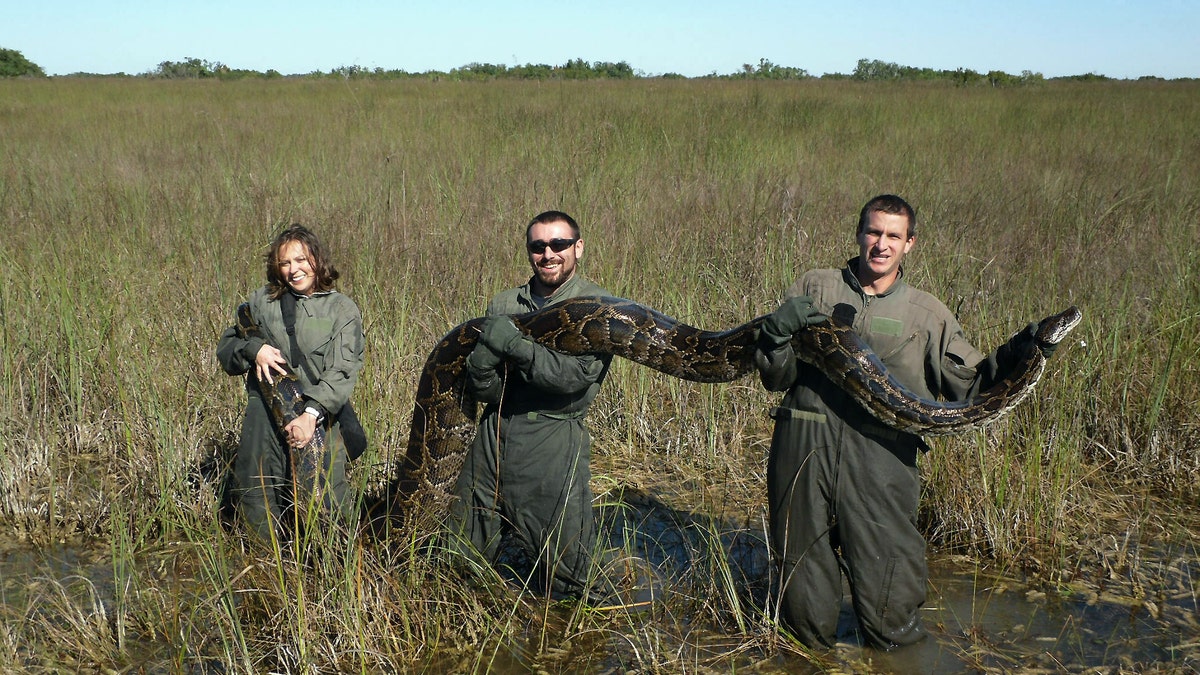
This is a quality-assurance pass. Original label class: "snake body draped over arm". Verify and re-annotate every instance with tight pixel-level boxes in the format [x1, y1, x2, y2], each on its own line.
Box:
[382, 296, 1082, 530]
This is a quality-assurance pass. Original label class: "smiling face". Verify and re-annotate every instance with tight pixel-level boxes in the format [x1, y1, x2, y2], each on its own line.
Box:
[855, 210, 914, 294]
[276, 239, 317, 296]
[526, 218, 583, 296]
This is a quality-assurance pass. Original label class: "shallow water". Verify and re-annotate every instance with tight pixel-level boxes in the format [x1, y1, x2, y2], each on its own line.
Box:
[874, 555, 1197, 674]
[1, 492, 1197, 673]
[595, 489, 1199, 673]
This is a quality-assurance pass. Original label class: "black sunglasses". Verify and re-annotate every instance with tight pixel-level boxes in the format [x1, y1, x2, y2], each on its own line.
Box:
[526, 237, 578, 254]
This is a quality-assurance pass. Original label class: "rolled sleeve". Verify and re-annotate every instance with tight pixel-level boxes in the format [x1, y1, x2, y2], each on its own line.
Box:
[516, 345, 607, 395]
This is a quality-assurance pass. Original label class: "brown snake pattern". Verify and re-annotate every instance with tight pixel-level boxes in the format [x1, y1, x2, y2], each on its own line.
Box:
[380, 296, 1082, 529]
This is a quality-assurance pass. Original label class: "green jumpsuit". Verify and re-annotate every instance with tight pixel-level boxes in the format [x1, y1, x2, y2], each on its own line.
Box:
[756, 261, 1028, 649]
[216, 286, 365, 542]
[448, 275, 612, 599]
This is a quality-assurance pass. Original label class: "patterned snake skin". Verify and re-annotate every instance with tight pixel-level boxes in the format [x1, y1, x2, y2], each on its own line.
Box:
[235, 303, 327, 505]
[379, 296, 1082, 529]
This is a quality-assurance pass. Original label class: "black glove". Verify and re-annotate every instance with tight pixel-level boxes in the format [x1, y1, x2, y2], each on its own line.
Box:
[478, 316, 525, 356]
[761, 295, 826, 347]
[1022, 321, 1058, 359]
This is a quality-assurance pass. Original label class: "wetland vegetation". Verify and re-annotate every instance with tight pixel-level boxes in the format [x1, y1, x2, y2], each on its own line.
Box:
[1, 77, 1197, 672]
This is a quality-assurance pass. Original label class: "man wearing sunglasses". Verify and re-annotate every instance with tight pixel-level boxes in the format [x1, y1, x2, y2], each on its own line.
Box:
[447, 210, 615, 603]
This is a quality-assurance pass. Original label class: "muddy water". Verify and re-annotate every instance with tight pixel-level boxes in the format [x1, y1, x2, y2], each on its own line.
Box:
[2, 492, 1197, 673]
[0, 541, 115, 616]
[586, 489, 1200, 673]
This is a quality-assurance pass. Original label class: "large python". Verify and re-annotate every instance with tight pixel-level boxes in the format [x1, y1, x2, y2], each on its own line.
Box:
[377, 296, 1082, 530]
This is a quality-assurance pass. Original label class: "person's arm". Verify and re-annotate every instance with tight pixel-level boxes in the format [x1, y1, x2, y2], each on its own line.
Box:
[216, 314, 265, 376]
[475, 316, 606, 394]
[946, 320, 1056, 401]
[218, 293, 295, 380]
[517, 347, 608, 393]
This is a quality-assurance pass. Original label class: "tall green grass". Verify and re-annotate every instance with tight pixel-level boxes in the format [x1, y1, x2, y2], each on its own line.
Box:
[1, 77, 1197, 671]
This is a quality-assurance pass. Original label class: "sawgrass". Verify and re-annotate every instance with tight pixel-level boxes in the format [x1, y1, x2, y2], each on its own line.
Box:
[1, 76, 1197, 672]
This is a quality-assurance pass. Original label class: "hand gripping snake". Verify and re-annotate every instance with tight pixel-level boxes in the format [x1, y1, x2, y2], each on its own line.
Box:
[374, 297, 1082, 531]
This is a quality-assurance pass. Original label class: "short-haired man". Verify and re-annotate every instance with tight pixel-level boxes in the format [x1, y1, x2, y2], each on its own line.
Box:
[755, 194, 1058, 649]
[447, 210, 613, 601]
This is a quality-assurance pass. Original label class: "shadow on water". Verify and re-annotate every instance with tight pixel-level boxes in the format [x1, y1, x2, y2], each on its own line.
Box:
[1, 486, 1197, 673]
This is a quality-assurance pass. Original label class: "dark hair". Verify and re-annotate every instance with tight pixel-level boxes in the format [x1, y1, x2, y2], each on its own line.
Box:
[525, 210, 581, 240]
[264, 223, 340, 299]
[857, 194, 916, 239]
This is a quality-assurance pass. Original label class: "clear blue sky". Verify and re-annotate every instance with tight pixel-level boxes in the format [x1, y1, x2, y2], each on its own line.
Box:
[6, 0, 1198, 79]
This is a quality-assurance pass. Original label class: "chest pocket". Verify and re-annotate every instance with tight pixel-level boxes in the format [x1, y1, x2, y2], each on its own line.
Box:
[300, 317, 336, 371]
[866, 315, 917, 363]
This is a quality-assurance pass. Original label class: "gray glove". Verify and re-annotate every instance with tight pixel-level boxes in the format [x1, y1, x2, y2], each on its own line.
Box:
[478, 316, 525, 356]
[1022, 322, 1058, 359]
[467, 342, 504, 370]
[761, 295, 826, 347]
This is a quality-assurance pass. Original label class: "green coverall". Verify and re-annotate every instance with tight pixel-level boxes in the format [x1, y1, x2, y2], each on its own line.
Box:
[448, 275, 613, 599]
[216, 286, 365, 542]
[756, 261, 1030, 649]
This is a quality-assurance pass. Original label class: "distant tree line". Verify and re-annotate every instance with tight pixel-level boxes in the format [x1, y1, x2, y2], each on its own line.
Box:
[848, 58, 1046, 86]
[0, 47, 1193, 84]
[719, 58, 812, 80]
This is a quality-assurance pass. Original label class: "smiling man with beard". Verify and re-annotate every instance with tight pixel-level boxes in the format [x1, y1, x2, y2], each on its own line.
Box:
[446, 210, 616, 603]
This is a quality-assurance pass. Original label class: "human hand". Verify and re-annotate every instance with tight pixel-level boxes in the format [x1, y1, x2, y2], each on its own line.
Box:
[283, 413, 317, 448]
[254, 344, 290, 384]
[478, 317, 525, 356]
[762, 295, 825, 344]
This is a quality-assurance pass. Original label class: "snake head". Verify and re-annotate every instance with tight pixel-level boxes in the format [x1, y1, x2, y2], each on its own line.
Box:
[1035, 306, 1083, 347]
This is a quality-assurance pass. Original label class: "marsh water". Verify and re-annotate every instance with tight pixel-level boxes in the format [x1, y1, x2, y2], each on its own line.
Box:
[2, 489, 1196, 673]
[588, 489, 1200, 673]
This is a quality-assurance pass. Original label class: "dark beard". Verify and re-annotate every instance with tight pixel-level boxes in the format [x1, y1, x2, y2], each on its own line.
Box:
[533, 264, 573, 294]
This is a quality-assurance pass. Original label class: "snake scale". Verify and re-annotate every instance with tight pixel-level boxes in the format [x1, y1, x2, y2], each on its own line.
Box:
[379, 296, 1082, 529]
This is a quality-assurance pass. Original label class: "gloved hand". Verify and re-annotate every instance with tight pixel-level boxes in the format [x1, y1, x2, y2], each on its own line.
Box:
[467, 342, 504, 370]
[761, 295, 826, 347]
[1022, 322, 1058, 359]
[478, 316, 526, 356]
